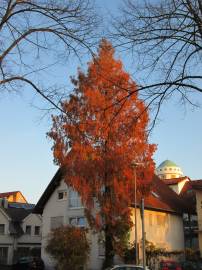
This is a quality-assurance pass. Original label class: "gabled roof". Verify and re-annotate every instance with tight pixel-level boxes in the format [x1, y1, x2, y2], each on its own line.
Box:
[180, 180, 202, 194]
[34, 168, 189, 215]
[0, 191, 27, 203]
[3, 203, 34, 222]
[34, 168, 63, 214]
[0, 202, 35, 236]
[0, 191, 19, 197]
[141, 175, 190, 214]
[163, 176, 190, 185]
[190, 180, 202, 190]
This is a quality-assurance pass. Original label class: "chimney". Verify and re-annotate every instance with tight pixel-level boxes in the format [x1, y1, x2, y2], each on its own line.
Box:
[2, 198, 8, 208]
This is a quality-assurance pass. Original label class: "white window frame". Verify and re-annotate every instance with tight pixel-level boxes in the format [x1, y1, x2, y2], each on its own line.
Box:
[69, 216, 86, 228]
[68, 188, 83, 209]
[57, 190, 67, 201]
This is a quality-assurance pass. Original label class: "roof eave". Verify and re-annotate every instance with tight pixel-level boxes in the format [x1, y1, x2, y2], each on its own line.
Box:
[33, 167, 63, 214]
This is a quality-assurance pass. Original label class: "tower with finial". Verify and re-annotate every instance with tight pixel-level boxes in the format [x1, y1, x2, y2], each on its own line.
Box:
[156, 160, 183, 179]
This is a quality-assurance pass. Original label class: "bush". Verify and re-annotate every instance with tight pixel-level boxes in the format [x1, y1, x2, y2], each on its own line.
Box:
[46, 225, 90, 270]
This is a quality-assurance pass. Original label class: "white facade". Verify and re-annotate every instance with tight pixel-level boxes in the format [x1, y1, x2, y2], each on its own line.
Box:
[130, 209, 184, 251]
[41, 179, 185, 270]
[41, 179, 104, 270]
[0, 205, 42, 265]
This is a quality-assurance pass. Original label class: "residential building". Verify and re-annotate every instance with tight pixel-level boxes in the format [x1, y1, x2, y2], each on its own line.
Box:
[34, 168, 188, 270]
[0, 191, 27, 203]
[156, 159, 201, 257]
[0, 198, 42, 265]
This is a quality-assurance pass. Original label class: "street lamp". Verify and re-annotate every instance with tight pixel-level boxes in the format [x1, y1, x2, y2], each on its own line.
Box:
[131, 161, 146, 270]
[131, 161, 141, 265]
[140, 198, 146, 270]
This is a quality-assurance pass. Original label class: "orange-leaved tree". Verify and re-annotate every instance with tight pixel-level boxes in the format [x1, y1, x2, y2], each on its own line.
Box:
[48, 39, 156, 268]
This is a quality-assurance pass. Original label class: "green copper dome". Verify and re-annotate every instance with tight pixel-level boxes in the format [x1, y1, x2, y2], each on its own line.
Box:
[157, 160, 178, 169]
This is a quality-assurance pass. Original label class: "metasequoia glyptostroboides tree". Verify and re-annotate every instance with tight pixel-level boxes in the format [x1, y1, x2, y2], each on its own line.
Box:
[48, 39, 156, 268]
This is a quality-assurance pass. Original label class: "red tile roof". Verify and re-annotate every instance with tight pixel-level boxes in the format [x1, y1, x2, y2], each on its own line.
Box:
[0, 191, 20, 198]
[147, 175, 190, 214]
[0, 191, 27, 203]
[190, 180, 202, 190]
[179, 181, 200, 214]
[180, 180, 202, 195]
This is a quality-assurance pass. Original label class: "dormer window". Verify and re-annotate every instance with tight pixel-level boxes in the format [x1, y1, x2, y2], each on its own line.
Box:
[58, 190, 67, 201]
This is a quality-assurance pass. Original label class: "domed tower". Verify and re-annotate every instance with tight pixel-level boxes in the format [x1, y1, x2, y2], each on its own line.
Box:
[156, 160, 183, 179]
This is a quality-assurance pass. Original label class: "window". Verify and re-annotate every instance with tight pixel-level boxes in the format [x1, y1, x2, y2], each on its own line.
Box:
[0, 224, 5, 235]
[69, 217, 86, 228]
[58, 190, 67, 200]
[34, 226, 40, 235]
[0, 247, 8, 264]
[98, 241, 105, 257]
[50, 216, 63, 230]
[25, 225, 31, 235]
[69, 189, 82, 208]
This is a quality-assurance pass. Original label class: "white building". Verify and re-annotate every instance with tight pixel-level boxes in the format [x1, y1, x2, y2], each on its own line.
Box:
[156, 160, 200, 257]
[0, 199, 42, 265]
[34, 168, 188, 270]
[156, 160, 183, 180]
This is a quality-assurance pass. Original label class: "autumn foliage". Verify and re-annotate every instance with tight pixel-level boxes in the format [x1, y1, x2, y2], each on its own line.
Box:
[48, 39, 156, 266]
[46, 226, 90, 270]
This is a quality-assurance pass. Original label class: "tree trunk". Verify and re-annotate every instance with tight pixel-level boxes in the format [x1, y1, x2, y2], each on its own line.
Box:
[103, 225, 114, 269]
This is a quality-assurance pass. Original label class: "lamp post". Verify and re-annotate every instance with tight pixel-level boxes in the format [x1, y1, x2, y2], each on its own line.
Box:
[132, 161, 146, 270]
[131, 161, 139, 265]
[140, 198, 146, 270]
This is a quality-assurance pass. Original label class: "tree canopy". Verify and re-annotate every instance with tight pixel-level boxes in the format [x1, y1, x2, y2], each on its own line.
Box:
[48, 39, 156, 267]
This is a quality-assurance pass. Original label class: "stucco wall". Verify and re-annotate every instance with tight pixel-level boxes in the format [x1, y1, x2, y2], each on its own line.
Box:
[129, 208, 184, 264]
[19, 213, 42, 244]
[41, 180, 103, 270]
[0, 208, 42, 265]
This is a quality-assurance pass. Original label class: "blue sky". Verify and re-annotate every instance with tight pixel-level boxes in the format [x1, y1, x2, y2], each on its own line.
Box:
[0, 0, 202, 203]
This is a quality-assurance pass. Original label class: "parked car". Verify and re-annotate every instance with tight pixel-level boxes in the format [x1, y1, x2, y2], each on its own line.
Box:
[106, 264, 150, 270]
[181, 260, 202, 270]
[160, 260, 182, 270]
[12, 256, 44, 270]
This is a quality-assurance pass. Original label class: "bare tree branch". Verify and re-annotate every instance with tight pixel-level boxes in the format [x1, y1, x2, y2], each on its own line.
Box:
[111, 0, 202, 126]
[0, 0, 99, 110]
